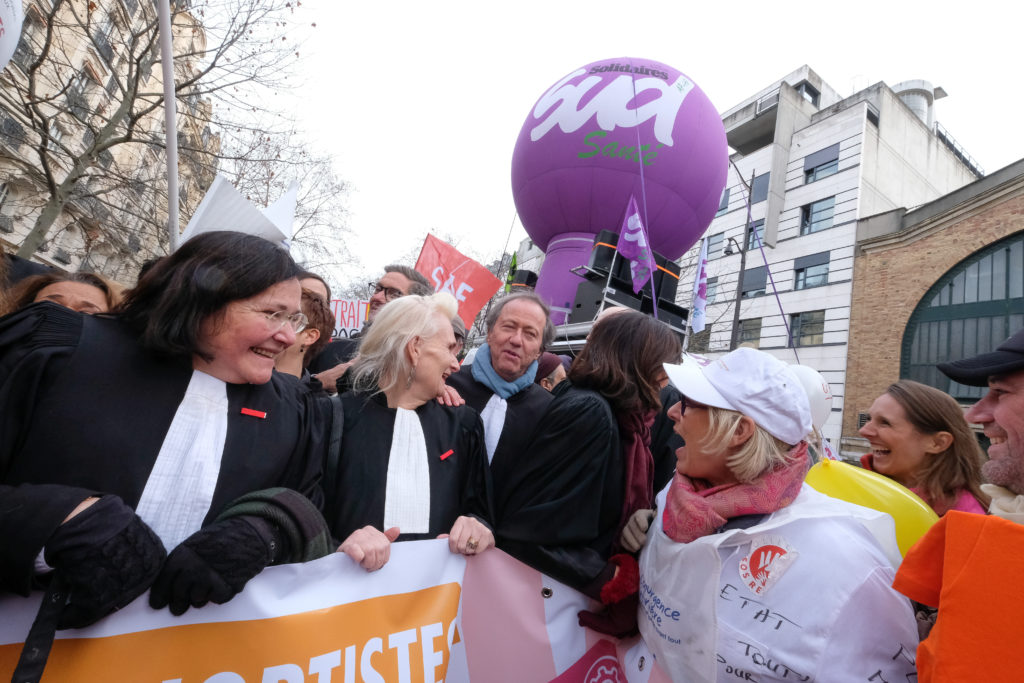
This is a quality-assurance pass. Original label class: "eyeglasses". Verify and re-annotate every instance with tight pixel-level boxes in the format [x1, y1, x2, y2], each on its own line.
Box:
[263, 310, 308, 333]
[369, 282, 405, 302]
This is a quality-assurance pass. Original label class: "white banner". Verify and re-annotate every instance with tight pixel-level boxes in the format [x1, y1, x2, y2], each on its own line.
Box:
[331, 298, 369, 339]
[0, 541, 671, 683]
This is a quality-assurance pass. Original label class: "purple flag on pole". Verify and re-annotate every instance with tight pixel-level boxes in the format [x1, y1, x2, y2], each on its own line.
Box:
[690, 236, 709, 333]
[617, 195, 655, 293]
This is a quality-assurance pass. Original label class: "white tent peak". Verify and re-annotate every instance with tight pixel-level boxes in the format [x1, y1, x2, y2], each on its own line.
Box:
[180, 175, 298, 250]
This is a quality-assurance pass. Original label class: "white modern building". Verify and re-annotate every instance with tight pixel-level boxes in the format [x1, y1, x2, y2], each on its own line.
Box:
[674, 65, 982, 452]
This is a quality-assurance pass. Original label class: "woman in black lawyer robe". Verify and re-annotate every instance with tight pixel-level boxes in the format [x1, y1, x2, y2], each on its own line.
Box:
[322, 292, 493, 572]
[0, 232, 330, 628]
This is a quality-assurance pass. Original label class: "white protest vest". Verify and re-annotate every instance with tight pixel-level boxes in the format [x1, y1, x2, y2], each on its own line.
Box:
[638, 483, 918, 683]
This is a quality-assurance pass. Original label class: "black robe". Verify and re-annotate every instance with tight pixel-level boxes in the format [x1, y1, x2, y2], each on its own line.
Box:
[494, 382, 624, 595]
[307, 337, 360, 375]
[0, 303, 328, 595]
[323, 390, 493, 542]
[446, 365, 553, 504]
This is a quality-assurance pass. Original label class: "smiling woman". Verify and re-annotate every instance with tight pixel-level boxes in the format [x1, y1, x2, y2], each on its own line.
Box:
[322, 292, 494, 572]
[859, 379, 988, 516]
[0, 232, 332, 649]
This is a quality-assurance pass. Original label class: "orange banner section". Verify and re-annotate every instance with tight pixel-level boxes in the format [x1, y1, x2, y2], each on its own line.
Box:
[0, 584, 460, 683]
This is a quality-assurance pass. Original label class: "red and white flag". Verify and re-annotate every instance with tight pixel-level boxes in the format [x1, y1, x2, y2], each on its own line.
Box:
[415, 234, 503, 326]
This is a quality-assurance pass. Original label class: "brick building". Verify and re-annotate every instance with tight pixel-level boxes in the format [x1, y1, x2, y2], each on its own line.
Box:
[843, 159, 1024, 453]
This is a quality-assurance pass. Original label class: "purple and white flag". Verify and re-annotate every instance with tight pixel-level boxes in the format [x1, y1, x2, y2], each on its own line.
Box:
[689, 236, 709, 333]
[617, 195, 655, 293]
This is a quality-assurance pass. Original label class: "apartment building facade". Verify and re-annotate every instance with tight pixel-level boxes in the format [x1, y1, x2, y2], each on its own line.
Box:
[0, 0, 218, 283]
[674, 65, 982, 453]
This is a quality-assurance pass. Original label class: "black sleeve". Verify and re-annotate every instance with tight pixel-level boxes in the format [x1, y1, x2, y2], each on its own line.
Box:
[494, 390, 624, 592]
[290, 386, 331, 512]
[0, 304, 95, 594]
[455, 406, 494, 529]
[0, 302, 82, 466]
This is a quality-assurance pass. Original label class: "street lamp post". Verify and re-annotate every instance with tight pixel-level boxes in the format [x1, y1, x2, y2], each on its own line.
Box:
[724, 223, 750, 350]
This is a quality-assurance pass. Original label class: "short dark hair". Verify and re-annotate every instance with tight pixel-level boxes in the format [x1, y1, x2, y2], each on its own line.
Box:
[300, 288, 335, 368]
[4, 270, 119, 315]
[297, 269, 333, 303]
[383, 264, 433, 296]
[570, 311, 681, 415]
[116, 231, 300, 359]
[485, 292, 555, 351]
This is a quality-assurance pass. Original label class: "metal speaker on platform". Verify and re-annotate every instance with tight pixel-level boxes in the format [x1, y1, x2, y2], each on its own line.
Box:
[508, 269, 538, 289]
[569, 278, 642, 324]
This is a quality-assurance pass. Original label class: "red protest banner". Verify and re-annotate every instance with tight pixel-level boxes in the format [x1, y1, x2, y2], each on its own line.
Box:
[415, 234, 502, 326]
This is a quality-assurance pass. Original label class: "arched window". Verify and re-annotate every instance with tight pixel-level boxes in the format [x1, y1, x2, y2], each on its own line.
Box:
[902, 231, 1024, 401]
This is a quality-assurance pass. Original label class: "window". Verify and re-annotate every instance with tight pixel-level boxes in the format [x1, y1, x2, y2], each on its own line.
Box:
[707, 232, 724, 259]
[746, 220, 765, 251]
[741, 266, 767, 298]
[716, 188, 730, 216]
[46, 121, 64, 151]
[866, 103, 880, 128]
[790, 310, 825, 347]
[739, 318, 762, 348]
[796, 81, 820, 107]
[751, 173, 770, 204]
[804, 144, 839, 183]
[794, 252, 830, 290]
[903, 233, 1024, 400]
[689, 325, 711, 352]
[801, 197, 835, 235]
[68, 73, 92, 119]
[705, 276, 718, 304]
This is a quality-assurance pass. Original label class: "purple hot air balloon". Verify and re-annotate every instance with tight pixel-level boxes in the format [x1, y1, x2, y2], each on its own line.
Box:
[511, 57, 728, 324]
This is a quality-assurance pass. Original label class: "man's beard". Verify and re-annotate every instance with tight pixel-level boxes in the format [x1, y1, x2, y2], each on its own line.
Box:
[983, 454, 1024, 495]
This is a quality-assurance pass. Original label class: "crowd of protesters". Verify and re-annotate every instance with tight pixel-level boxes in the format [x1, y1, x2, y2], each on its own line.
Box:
[1, 231, 1021, 682]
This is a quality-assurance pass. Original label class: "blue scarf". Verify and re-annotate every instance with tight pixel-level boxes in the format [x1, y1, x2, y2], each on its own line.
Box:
[471, 342, 538, 399]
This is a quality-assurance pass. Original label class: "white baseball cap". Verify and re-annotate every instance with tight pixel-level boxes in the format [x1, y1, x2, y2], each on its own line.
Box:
[663, 347, 812, 445]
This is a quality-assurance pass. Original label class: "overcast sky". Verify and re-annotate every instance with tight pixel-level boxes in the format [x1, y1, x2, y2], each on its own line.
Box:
[288, 0, 1022, 283]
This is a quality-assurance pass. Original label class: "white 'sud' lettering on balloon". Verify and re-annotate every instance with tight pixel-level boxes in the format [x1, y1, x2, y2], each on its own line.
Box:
[529, 68, 695, 146]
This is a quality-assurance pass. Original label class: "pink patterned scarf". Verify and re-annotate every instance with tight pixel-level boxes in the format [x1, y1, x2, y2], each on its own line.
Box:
[663, 442, 810, 543]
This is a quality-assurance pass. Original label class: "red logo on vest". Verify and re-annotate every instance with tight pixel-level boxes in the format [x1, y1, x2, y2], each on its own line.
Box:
[738, 536, 797, 595]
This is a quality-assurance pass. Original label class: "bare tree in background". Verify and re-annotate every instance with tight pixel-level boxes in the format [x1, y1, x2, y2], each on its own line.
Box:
[221, 128, 353, 276]
[0, 0, 314, 280]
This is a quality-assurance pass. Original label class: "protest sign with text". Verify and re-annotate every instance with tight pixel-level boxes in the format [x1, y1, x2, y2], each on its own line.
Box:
[414, 235, 502, 326]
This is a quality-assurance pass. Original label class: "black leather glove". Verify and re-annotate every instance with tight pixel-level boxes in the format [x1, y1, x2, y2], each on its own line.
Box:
[149, 516, 279, 616]
[577, 553, 641, 638]
[43, 495, 166, 630]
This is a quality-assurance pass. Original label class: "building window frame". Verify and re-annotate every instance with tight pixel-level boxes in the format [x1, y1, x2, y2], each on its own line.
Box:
[707, 231, 724, 260]
[739, 317, 762, 348]
[795, 81, 821, 107]
[716, 188, 730, 216]
[746, 219, 765, 251]
[790, 310, 825, 347]
[750, 172, 770, 204]
[705, 276, 718, 304]
[794, 251, 831, 290]
[800, 196, 836, 235]
[741, 266, 767, 299]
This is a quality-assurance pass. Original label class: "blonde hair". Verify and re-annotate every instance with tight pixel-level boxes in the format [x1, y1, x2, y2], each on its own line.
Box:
[698, 406, 796, 483]
[350, 292, 458, 394]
